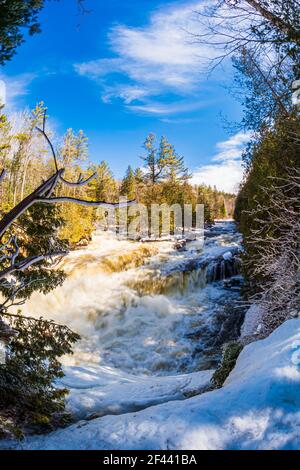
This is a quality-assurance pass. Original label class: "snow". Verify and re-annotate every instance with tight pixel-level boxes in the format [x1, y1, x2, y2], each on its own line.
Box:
[222, 251, 233, 261]
[12, 224, 241, 376]
[3, 318, 300, 450]
[61, 365, 214, 420]
[241, 304, 264, 339]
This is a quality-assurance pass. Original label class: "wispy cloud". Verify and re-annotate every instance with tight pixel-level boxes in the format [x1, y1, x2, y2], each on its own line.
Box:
[191, 131, 251, 193]
[127, 99, 209, 116]
[160, 117, 201, 124]
[74, 1, 222, 115]
[212, 132, 252, 162]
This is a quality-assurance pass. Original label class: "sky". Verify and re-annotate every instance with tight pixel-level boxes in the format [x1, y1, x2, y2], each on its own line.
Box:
[0, 0, 250, 193]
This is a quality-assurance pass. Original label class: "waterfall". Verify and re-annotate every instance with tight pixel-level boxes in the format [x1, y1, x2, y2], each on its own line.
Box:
[17, 221, 243, 375]
[206, 254, 242, 283]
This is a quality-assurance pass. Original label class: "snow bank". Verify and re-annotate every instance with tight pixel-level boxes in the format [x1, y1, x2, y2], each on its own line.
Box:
[6, 318, 300, 450]
[240, 304, 264, 339]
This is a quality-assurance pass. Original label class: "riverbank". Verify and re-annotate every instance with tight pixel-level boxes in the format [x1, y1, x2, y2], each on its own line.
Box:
[2, 221, 250, 448]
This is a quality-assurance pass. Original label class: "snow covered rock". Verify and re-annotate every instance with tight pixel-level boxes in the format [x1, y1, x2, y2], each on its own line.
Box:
[241, 304, 264, 340]
[4, 318, 300, 450]
[61, 366, 214, 420]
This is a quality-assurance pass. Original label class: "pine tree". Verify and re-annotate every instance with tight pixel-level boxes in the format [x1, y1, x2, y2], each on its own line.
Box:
[87, 161, 117, 202]
[0, 0, 45, 64]
[120, 166, 136, 200]
[219, 199, 227, 219]
[159, 136, 189, 183]
[141, 133, 164, 185]
[197, 185, 214, 225]
[134, 167, 144, 185]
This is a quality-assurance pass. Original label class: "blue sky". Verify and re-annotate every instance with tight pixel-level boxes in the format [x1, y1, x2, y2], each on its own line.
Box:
[0, 0, 250, 192]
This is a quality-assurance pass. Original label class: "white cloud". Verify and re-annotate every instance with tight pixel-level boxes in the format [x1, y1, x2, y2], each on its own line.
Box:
[160, 117, 201, 124]
[191, 131, 251, 193]
[212, 132, 252, 162]
[75, 1, 222, 114]
[127, 99, 208, 116]
[101, 84, 151, 105]
[191, 160, 244, 193]
[0, 73, 36, 112]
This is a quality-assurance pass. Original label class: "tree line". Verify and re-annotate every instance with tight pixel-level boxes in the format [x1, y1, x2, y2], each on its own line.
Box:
[0, 110, 235, 246]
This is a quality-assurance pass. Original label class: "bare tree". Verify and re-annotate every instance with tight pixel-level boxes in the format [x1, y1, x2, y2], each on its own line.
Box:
[245, 168, 300, 336]
[193, 1, 300, 66]
[189, 1, 299, 133]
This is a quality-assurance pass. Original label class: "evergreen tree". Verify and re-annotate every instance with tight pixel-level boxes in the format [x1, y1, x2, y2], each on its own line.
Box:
[120, 166, 136, 200]
[0, 1, 86, 64]
[159, 136, 189, 183]
[197, 185, 214, 225]
[87, 161, 117, 202]
[141, 133, 164, 185]
[134, 167, 144, 185]
[0, 0, 45, 64]
[219, 199, 227, 219]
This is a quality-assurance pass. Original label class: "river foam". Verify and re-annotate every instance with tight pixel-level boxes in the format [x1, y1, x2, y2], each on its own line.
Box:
[21, 221, 243, 376]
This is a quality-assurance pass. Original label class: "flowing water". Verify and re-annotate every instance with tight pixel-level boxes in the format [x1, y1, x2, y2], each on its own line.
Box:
[23, 221, 244, 376]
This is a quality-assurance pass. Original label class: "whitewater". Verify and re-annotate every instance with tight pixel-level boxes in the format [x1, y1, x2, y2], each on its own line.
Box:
[1, 222, 236, 420]
[24, 220, 243, 377]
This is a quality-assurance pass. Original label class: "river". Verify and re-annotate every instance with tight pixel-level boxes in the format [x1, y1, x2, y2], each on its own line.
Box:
[24, 220, 243, 378]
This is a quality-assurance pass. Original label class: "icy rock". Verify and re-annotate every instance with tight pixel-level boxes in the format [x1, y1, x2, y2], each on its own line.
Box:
[241, 304, 264, 339]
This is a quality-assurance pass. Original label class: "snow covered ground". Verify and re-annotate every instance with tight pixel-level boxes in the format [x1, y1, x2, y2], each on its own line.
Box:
[3, 318, 300, 450]
[3, 222, 297, 450]
[61, 366, 214, 420]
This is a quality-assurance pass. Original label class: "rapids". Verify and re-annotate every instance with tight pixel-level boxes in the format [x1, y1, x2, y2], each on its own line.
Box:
[22, 221, 243, 376]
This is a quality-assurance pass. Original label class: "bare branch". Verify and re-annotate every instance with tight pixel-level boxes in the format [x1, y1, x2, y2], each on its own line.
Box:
[244, 0, 300, 41]
[0, 170, 65, 240]
[246, 50, 289, 116]
[36, 196, 136, 208]
[36, 126, 59, 172]
[0, 169, 6, 185]
[59, 172, 97, 187]
[0, 251, 67, 281]
[244, 168, 300, 337]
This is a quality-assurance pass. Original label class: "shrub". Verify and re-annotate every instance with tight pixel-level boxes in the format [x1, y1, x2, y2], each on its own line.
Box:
[0, 313, 80, 439]
[212, 341, 243, 388]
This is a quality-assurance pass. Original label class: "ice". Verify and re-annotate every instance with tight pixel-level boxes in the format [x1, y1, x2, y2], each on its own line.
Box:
[222, 251, 233, 261]
[60, 365, 214, 420]
[5, 318, 300, 450]
[241, 304, 264, 339]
